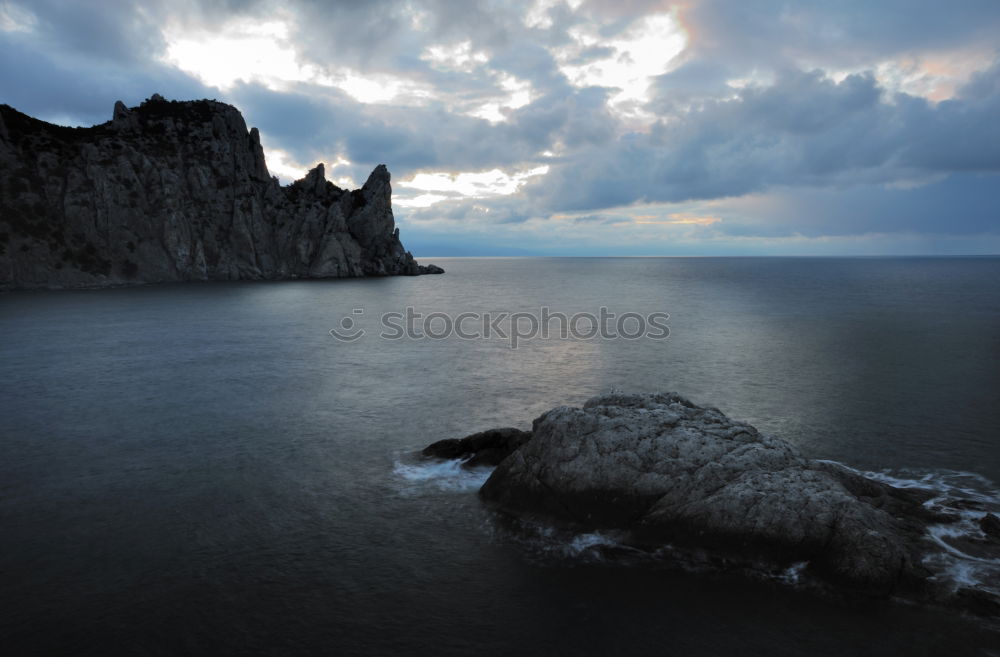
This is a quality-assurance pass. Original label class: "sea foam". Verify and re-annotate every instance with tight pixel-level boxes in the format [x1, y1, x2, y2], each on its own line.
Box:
[392, 456, 494, 494]
[821, 461, 1000, 597]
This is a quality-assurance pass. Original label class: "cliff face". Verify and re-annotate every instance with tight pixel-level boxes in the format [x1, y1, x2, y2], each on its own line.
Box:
[0, 95, 441, 289]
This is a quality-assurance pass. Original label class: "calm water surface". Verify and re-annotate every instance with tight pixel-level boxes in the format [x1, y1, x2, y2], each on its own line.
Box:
[2, 257, 999, 655]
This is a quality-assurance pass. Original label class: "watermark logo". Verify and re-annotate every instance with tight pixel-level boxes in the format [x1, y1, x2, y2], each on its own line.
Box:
[331, 307, 366, 342]
[329, 307, 669, 348]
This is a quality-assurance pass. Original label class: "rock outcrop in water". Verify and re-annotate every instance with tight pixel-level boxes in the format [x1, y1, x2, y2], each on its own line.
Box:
[430, 392, 963, 595]
[0, 95, 442, 289]
[423, 427, 532, 468]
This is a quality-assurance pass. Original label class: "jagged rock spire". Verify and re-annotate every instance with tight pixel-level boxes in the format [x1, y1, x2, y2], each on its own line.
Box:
[303, 163, 326, 195]
[365, 163, 390, 187]
[113, 100, 130, 121]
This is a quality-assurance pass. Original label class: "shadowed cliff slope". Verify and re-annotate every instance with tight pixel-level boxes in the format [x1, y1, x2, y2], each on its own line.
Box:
[0, 95, 441, 289]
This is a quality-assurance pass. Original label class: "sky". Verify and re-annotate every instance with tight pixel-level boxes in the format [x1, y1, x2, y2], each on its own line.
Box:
[1, 0, 999, 256]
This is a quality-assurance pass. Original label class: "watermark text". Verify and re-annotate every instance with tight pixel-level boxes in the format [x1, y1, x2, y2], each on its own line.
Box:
[330, 307, 669, 348]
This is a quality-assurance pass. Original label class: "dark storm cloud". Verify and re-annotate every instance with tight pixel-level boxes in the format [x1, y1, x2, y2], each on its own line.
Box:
[286, 0, 529, 74]
[9, 0, 167, 62]
[650, 58, 734, 102]
[0, 30, 215, 126]
[2, 0, 266, 64]
[677, 0, 1000, 68]
[724, 173, 1000, 238]
[230, 83, 510, 173]
[648, 1, 1000, 118]
[0, 0, 251, 124]
[527, 65, 1000, 214]
[673, 172, 999, 248]
[228, 78, 617, 179]
[399, 192, 536, 226]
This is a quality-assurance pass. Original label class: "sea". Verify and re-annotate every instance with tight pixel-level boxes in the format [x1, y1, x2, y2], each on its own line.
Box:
[2, 256, 999, 656]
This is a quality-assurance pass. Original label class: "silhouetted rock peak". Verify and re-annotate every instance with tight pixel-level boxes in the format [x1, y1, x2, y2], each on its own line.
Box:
[303, 163, 327, 195]
[0, 97, 443, 289]
[113, 100, 130, 121]
[366, 164, 390, 185]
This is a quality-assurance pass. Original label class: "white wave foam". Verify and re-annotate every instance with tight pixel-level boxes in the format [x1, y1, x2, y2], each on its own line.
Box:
[779, 561, 810, 585]
[565, 531, 622, 557]
[487, 517, 636, 563]
[928, 524, 1000, 564]
[820, 461, 1000, 596]
[392, 457, 494, 493]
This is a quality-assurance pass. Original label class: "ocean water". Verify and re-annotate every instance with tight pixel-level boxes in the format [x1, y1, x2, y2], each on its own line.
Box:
[2, 256, 999, 655]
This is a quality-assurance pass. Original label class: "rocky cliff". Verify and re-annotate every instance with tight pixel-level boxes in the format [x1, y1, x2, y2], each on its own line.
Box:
[0, 95, 442, 289]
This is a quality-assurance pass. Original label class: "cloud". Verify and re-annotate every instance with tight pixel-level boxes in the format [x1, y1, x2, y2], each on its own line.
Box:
[0, 27, 214, 126]
[528, 65, 1000, 216]
[714, 173, 1000, 238]
[675, 0, 1000, 69]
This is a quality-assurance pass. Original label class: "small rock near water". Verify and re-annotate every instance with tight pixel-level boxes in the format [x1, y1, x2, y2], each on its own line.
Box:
[423, 427, 531, 468]
[980, 513, 1000, 541]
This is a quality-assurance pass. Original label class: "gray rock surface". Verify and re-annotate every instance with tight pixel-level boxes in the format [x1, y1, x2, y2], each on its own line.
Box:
[423, 427, 532, 468]
[479, 392, 942, 593]
[0, 96, 442, 289]
[981, 513, 1000, 541]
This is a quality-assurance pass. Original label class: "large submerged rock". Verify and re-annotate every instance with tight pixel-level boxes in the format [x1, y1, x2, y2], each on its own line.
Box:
[0, 96, 442, 289]
[476, 392, 946, 593]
